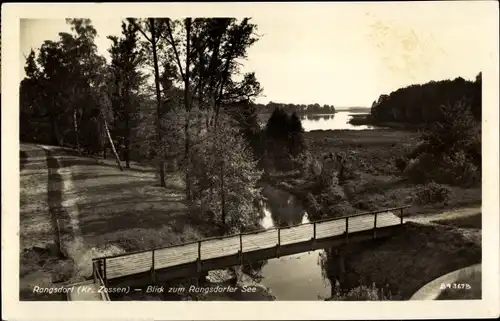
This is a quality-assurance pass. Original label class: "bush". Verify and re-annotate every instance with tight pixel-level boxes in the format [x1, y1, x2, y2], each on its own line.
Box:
[295, 151, 322, 178]
[414, 182, 452, 205]
[405, 151, 480, 187]
[440, 151, 481, 186]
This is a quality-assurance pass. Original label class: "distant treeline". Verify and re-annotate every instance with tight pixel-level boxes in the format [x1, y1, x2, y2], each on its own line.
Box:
[370, 73, 482, 124]
[254, 101, 336, 115]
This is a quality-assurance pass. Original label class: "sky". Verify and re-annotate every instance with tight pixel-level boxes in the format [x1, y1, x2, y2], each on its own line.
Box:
[19, 3, 493, 107]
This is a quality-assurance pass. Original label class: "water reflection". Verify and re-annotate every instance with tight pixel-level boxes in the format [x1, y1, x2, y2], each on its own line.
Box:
[261, 185, 308, 227]
[258, 185, 332, 300]
[300, 111, 376, 131]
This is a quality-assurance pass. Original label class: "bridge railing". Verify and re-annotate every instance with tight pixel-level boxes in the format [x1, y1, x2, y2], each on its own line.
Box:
[93, 205, 410, 282]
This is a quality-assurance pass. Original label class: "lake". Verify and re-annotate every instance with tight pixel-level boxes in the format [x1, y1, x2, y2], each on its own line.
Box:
[259, 110, 376, 132]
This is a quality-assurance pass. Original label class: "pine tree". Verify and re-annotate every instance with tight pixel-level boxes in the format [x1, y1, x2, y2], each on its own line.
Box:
[289, 111, 305, 157]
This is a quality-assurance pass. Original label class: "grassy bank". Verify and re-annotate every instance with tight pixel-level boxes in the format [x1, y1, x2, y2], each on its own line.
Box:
[342, 221, 481, 300]
[19, 144, 273, 301]
[19, 145, 212, 300]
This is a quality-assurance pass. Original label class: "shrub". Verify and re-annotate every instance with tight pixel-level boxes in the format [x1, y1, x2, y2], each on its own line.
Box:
[305, 192, 322, 215]
[414, 182, 452, 205]
[395, 156, 408, 172]
[405, 151, 480, 187]
[404, 152, 436, 184]
[440, 150, 481, 186]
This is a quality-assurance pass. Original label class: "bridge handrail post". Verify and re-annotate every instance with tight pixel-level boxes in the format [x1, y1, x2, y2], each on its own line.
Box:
[276, 228, 281, 258]
[239, 233, 243, 265]
[311, 222, 316, 250]
[102, 259, 107, 287]
[400, 207, 404, 224]
[373, 212, 378, 239]
[345, 216, 349, 243]
[151, 249, 156, 284]
[92, 261, 98, 285]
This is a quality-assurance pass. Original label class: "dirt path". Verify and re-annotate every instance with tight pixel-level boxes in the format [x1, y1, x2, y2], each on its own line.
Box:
[404, 206, 481, 225]
[39, 145, 88, 279]
[19, 144, 55, 250]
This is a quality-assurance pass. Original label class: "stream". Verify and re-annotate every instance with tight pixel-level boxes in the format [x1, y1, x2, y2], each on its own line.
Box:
[257, 185, 332, 300]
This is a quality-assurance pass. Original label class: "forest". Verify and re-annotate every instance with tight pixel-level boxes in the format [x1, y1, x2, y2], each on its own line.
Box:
[254, 101, 336, 115]
[370, 75, 482, 124]
[19, 18, 307, 234]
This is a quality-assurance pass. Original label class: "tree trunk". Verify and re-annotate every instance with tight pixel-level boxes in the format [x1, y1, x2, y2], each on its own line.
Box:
[150, 18, 166, 187]
[184, 18, 192, 201]
[124, 98, 131, 169]
[103, 116, 123, 171]
[73, 109, 81, 154]
[51, 115, 62, 146]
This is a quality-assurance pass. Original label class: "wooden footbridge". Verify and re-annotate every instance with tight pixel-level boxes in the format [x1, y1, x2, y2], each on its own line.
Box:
[86, 205, 410, 292]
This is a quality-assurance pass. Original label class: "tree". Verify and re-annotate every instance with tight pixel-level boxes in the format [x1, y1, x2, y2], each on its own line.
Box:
[405, 98, 481, 186]
[225, 99, 263, 161]
[190, 115, 263, 234]
[159, 18, 263, 198]
[34, 40, 68, 146]
[289, 112, 305, 157]
[96, 84, 124, 171]
[128, 18, 168, 186]
[108, 21, 145, 168]
[420, 99, 479, 156]
[59, 19, 106, 154]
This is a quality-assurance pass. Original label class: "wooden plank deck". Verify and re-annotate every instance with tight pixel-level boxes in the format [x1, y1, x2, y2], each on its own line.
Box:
[98, 208, 406, 281]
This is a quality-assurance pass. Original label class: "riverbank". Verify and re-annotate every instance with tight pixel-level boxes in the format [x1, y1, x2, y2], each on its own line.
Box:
[348, 113, 426, 131]
[344, 218, 481, 300]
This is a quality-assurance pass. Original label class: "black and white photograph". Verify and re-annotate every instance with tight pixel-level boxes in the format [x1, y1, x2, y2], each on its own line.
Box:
[2, 1, 499, 320]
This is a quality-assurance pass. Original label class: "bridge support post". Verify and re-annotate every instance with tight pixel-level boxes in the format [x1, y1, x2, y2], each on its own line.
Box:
[373, 212, 377, 240]
[151, 267, 156, 285]
[197, 271, 208, 285]
[196, 258, 201, 274]
[400, 208, 404, 224]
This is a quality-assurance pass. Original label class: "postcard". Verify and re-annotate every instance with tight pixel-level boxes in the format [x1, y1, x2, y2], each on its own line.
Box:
[2, 1, 499, 320]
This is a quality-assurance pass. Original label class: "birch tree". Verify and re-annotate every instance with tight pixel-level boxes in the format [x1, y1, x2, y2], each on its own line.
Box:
[127, 18, 168, 186]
